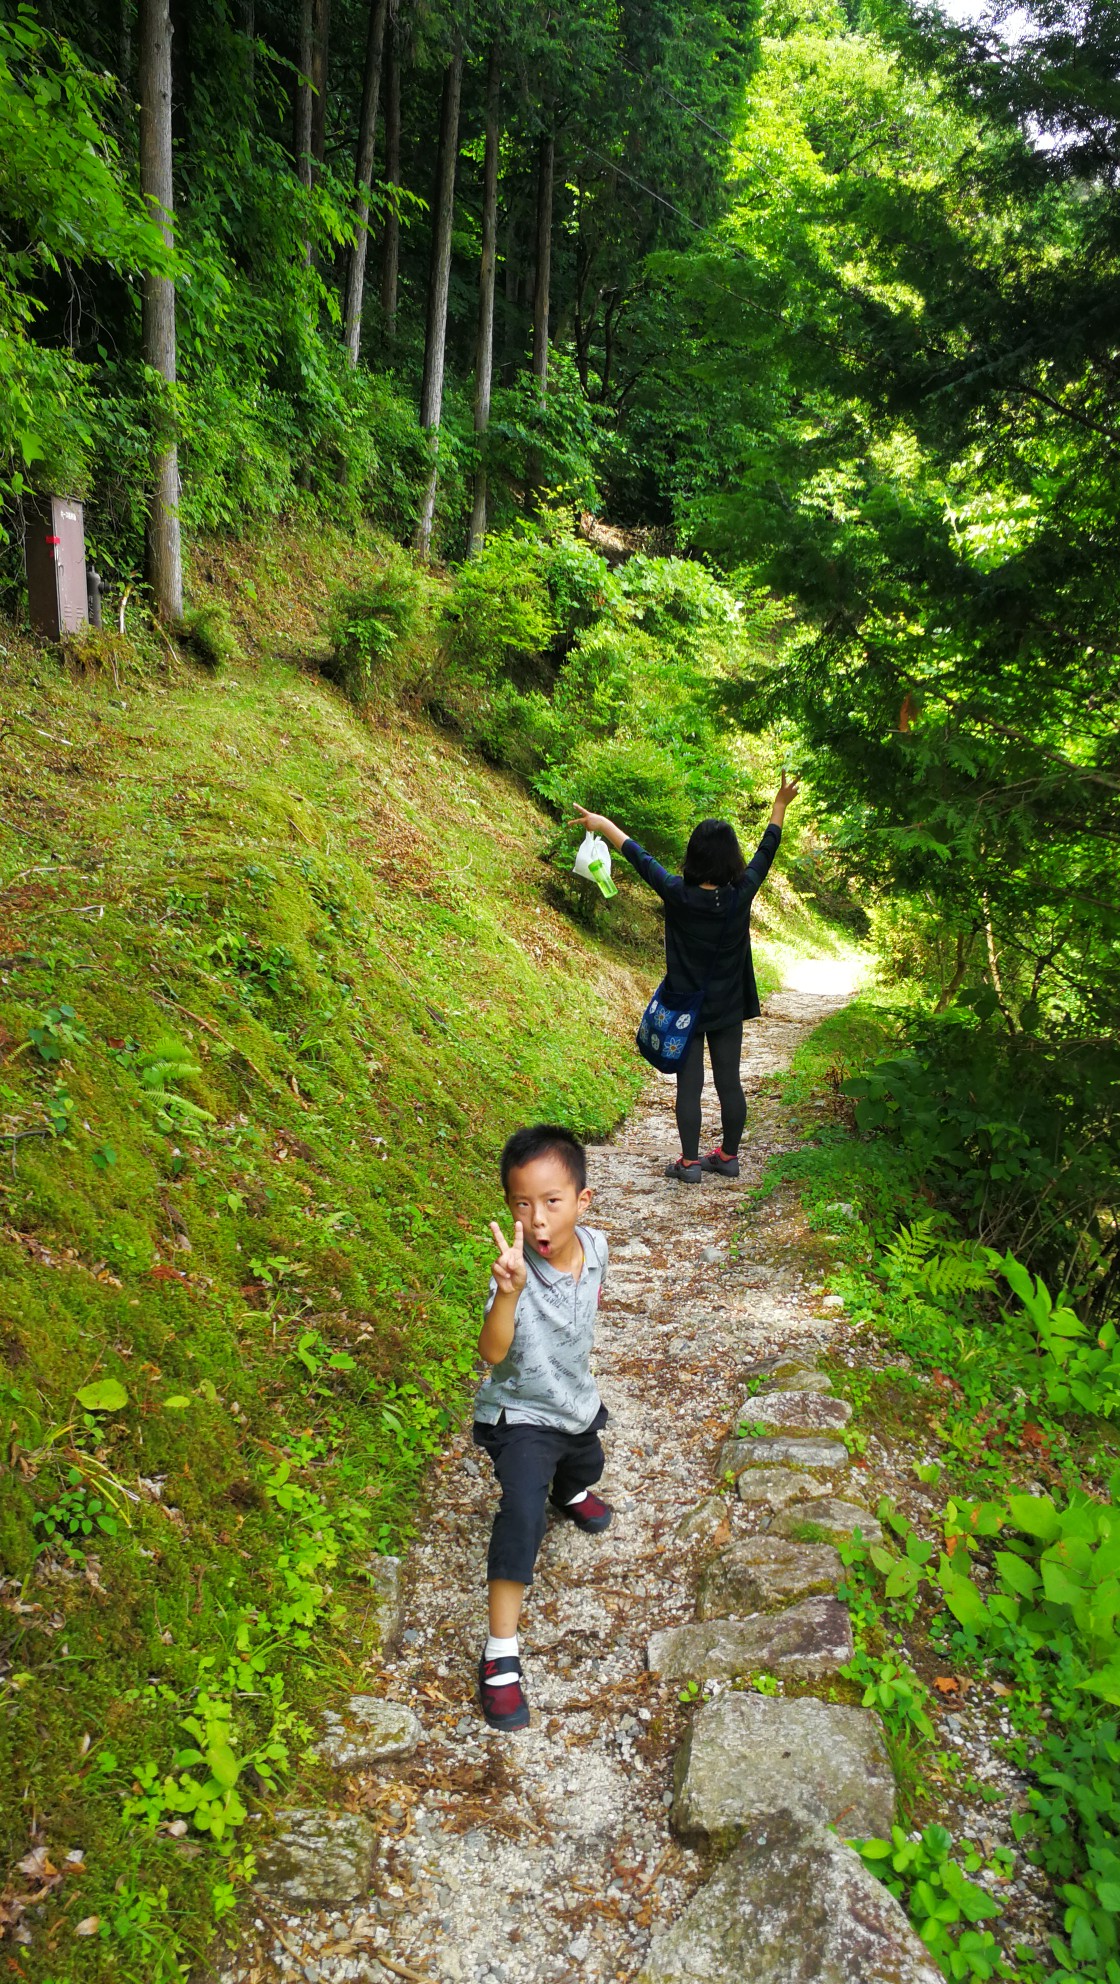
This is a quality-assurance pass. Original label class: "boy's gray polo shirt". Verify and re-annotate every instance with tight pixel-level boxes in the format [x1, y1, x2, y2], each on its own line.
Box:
[474, 1224, 608, 1435]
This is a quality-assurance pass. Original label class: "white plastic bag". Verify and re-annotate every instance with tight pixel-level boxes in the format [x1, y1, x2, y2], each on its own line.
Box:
[572, 830, 618, 898]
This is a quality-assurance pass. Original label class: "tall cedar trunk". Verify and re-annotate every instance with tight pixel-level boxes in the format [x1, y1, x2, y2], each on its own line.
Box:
[413, 47, 463, 554]
[501, 196, 520, 384]
[295, 0, 313, 186]
[241, 0, 254, 92]
[379, 10, 401, 341]
[138, 0, 182, 621]
[343, 0, 389, 364]
[309, 0, 330, 170]
[468, 44, 501, 555]
[531, 130, 554, 390]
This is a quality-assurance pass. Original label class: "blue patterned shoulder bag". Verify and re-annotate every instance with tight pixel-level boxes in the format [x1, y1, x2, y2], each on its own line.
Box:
[636, 977, 706, 1072]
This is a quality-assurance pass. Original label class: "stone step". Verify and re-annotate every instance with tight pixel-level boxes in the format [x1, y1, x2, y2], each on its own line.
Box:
[762, 1367, 834, 1394]
[769, 1496, 884, 1546]
[698, 1536, 840, 1617]
[738, 1390, 852, 1435]
[315, 1696, 422, 1769]
[719, 1434, 850, 1476]
[670, 1692, 895, 1846]
[253, 1810, 378, 1908]
[647, 1595, 853, 1681]
[637, 1812, 944, 1984]
[736, 1466, 821, 1510]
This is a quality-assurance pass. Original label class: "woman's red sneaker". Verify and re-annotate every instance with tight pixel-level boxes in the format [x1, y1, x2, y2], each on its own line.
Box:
[700, 1145, 740, 1177]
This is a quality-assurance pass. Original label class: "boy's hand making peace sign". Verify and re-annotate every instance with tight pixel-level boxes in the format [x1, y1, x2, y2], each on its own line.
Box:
[489, 1218, 527, 1297]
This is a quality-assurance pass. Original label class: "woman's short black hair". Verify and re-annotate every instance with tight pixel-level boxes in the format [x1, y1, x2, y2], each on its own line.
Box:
[501, 1123, 587, 1193]
[682, 819, 747, 888]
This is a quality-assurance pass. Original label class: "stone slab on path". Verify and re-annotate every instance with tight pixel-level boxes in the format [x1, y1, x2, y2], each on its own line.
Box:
[698, 1536, 841, 1617]
[365, 1553, 403, 1650]
[671, 1692, 895, 1846]
[770, 1496, 884, 1546]
[762, 1366, 833, 1393]
[637, 1812, 944, 1984]
[253, 1809, 378, 1908]
[736, 1467, 821, 1510]
[316, 1696, 422, 1769]
[674, 1495, 731, 1546]
[739, 1390, 852, 1435]
[719, 1434, 850, 1476]
[647, 1595, 853, 1680]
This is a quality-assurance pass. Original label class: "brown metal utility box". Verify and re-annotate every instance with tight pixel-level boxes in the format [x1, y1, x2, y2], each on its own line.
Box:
[25, 495, 89, 639]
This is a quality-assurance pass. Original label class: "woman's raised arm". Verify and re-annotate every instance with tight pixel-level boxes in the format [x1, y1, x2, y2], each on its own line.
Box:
[571, 804, 629, 852]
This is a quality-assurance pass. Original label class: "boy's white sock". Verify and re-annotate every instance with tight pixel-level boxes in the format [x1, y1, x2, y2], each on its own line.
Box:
[566, 1489, 591, 1506]
[484, 1632, 519, 1661]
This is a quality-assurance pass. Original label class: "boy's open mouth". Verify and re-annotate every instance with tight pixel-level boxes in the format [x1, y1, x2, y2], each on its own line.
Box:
[534, 1237, 552, 1257]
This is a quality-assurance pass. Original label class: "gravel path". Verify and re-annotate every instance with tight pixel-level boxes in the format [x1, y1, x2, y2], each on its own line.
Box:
[230, 975, 862, 1983]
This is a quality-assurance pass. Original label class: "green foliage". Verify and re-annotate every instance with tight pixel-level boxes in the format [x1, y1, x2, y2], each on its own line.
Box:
[844, 1010, 1120, 1314]
[322, 547, 428, 705]
[442, 530, 558, 691]
[33, 1467, 120, 1558]
[567, 735, 694, 864]
[853, 1826, 1008, 1981]
[0, 7, 167, 522]
[178, 603, 243, 672]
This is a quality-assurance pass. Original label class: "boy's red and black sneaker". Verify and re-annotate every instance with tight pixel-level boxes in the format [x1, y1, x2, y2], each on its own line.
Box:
[550, 1489, 613, 1533]
[700, 1145, 740, 1178]
[478, 1653, 530, 1731]
[664, 1155, 702, 1182]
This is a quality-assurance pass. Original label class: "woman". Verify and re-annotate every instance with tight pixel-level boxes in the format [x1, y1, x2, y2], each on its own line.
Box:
[572, 779, 799, 1180]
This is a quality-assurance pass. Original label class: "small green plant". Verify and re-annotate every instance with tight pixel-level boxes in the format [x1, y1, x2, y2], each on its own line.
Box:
[179, 601, 243, 669]
[323, 550, 425, 705]
[678, 1678, 701, 1703]
[33, 1467, 119, 1557]
[26, 1003, 88, 1062]
[137, 1036, 214, 1131]
[852, 1825, 1007, 1979]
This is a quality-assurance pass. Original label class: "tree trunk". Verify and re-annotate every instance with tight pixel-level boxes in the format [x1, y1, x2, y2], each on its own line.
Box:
[413, 46, 463, 555]
[295, 0, 313, 187]
[241, 0, 254, 92]
[501, 194, 521, 384]
[468, 43, 501, 556]
[379, 9, 401, 343]
[309, 0, 330, 171]
[138, 0, 182, 623]
[343, 0, 389, 365]
[531, 129, 554, 391]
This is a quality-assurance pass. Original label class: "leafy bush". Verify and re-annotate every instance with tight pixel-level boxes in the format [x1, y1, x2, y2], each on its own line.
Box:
[178, 602, 242, 671]
[442, 531, 557, 690]
[844, 1000, 1120, 1318]
[566, 734, 693, 864]
[852, 1825, 1006, 1981]
[323, 549, 427, 706]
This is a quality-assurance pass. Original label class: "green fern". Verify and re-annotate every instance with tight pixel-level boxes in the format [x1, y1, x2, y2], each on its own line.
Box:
[883, 1220, 995, 1304]
[136, 1037, 213, 1130]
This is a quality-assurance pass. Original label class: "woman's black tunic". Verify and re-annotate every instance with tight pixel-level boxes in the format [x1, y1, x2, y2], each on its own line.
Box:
[621, 823, 781, 1032]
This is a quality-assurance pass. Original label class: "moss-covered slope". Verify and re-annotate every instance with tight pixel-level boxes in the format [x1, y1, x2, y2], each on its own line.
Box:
[0, 611, 646, 1979]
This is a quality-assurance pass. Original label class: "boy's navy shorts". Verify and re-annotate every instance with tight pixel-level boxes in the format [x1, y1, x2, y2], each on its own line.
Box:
[472, 1403, 609, 1585]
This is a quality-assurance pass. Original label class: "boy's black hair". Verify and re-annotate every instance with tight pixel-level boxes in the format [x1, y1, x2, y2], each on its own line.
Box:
[501, 1123, 587, 1194]
[682, 818, 747, 888]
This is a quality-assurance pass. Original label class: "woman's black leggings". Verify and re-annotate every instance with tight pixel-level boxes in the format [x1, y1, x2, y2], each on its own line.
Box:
[675, 1023, 746, 1160]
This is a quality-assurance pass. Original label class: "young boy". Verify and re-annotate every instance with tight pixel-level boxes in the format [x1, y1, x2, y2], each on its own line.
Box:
[473, 1123, 612, 1731]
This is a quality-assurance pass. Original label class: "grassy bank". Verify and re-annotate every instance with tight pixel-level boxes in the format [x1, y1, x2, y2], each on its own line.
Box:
[761, 997, 1120, 1982]
[0, 567, 656, 1978]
